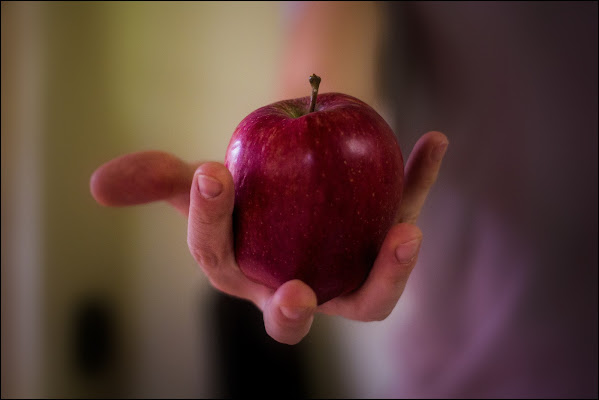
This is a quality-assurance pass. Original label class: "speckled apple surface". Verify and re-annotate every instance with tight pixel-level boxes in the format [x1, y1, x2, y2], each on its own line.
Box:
[225, 93, 404, 304]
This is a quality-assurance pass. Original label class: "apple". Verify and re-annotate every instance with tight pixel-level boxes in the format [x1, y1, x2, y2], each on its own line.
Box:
[224, 74, 404, 304]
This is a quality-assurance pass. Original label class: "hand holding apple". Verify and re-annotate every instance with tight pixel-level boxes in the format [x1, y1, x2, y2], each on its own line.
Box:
[89, 76, 448, 344]
[225, 74, 405, 304]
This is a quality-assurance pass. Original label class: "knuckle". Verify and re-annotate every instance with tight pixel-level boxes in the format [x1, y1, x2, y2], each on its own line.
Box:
[188, 239, 220, 270]
[199, 250, 220, 270]
[195, 212, 220, 226]
[399, 212, 419, 224]
[417, 175, 437, 191]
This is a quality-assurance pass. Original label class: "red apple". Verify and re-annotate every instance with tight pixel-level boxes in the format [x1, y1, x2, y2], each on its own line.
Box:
[224, 75, 404, 304]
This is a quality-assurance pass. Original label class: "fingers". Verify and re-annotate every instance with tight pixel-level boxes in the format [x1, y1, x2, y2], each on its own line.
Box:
[187, 166, 317, 344]
[89, 151, 200, 215]
[317, 131, 446, 320]
[93, 154, 319, 344]
[398, 131, 449, 224]
[187, 162, 272, 307]
[187, 162, 235, 281]
[318, 223, 422, 321]
[263, 280, 318, 345]
[93, 129, 446, 343]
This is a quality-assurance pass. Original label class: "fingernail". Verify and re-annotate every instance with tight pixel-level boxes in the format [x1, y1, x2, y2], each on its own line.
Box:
[280, 305, 312, 321]
[396, 238, 421, 264]
[197, 174, 223, 199]
[430, 141, 448, 162]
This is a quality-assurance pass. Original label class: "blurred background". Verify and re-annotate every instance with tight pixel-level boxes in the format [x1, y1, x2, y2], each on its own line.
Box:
[1, 1, 385, 398]
[3, 1, 598, 399]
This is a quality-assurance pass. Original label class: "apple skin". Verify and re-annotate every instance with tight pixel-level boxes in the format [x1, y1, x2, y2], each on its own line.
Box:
[224, 92, 404, 304]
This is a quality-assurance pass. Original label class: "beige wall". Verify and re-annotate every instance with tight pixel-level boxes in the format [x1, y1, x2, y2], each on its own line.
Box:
[2, 2, 283, 397]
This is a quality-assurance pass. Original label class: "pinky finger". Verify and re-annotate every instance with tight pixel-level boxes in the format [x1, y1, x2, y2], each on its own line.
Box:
[398, 131, 448, 224]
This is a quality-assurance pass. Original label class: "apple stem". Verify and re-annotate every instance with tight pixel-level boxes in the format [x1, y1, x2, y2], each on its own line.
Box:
[308, 74, 321, 113]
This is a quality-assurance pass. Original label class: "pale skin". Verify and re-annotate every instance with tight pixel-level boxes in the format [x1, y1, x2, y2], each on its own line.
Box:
[90, 131, 447, 345]
[89, 2, 449, 345]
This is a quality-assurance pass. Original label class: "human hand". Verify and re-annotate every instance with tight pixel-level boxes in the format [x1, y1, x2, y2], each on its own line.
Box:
[90, 131, 448, 344]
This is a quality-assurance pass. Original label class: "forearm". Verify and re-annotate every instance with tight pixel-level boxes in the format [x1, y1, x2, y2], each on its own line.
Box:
[277, 1, 384, 111]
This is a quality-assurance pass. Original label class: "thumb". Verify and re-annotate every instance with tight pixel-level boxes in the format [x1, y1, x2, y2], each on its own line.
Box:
[187, 162, 235, 274]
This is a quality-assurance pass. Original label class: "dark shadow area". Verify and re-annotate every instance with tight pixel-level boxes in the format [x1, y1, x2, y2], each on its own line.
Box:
[207, 291, 313, 398]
